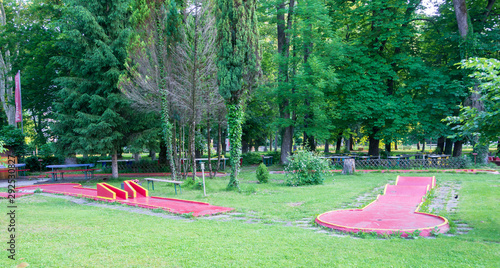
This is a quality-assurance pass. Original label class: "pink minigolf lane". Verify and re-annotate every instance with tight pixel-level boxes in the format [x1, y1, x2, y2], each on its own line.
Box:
[316, 176, 449, 237]
[15, 181, 233, 216]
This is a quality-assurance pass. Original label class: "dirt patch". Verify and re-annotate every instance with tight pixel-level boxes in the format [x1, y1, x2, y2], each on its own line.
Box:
[287, 202, 304, 207]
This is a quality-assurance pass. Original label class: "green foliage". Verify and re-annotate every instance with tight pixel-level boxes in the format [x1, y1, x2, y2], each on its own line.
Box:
[0, 140, 5, 153]
[51, 0, 132, 157]
[284, 150, 330, 186]
[24, 155, 64, 172]
[448, 58, 500, 144]
[256, 163, 269, 184]
[242, 151, 280, 165]
[0, 125, 26, 156]
[24, 156, 41, 172]
[184, 177, 203, 190]
[241, 152, 262, 165]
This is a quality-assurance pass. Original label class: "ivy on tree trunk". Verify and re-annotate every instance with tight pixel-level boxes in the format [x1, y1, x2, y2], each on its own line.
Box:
[227, 103, 243, 188]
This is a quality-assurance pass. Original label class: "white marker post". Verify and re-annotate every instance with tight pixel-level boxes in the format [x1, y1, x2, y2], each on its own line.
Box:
[200, 162, 206, 196]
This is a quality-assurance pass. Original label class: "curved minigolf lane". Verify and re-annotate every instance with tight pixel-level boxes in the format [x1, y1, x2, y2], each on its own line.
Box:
[316, 176, 449, 237]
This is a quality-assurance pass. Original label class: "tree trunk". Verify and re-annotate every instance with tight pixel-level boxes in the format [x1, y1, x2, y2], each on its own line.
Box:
[149, 150, 156, 161]
[341, 159, 355, 175]
[242, 139, 249, 154]
[159, 139, 167, 164]
[453, 0, 469, 39]
[227, 103, 243, 188]
[349, 137, 354, 151]
[303, 132, 315, 151]
[437, 137, 445, 154]
[280, 125, 293, 164]
[277, 0, 295, 165]
[189, 120, 196, 181]
[385, 142, 391, 153]
[207, 116, 213, 179]
[133, 153, 141, 161]
[274, 131, 278, 152]
[216, 120, 222, 176]
[344, 137, 351, 153]
[324, 140, 329, 153]
[444, 138, 453, 155]
[452, 140, 463, 157]
[417, 142, 420, 150]
[368, 130, 380, 157]
[335, 134, 342, 153]
[222, 130, 227, 155]
[421, 141, 426, 152]
[111, 152, 119, 179]
[394, 143, 398, 150]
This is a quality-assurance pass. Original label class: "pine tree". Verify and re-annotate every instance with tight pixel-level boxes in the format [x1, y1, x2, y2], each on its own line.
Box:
[52, 0, 132, 178]
[216, 0, 260, 189]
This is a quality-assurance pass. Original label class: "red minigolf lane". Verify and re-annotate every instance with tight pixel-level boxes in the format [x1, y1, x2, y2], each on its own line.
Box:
[316, 176, 449, 237]
[15, 181, 232, 216]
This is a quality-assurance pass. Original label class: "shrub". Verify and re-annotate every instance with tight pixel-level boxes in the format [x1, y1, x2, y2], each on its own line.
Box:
[242, 152, 262, 165]
[0, 125, 26, 156]
[184, 177, 203, 190]
[24, 156, 41, 172]
[285, 150, 330, 186]
[256, 163, 269, 183]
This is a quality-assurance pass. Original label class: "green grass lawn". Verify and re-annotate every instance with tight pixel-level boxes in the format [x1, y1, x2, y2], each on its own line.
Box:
[1, 169, 499, 267]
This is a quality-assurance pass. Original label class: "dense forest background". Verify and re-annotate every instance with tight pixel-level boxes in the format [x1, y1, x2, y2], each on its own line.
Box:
[0, 0, 498, 179]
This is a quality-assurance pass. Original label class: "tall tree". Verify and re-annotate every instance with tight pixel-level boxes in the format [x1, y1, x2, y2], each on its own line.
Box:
[452, 0, 498, 163]
[6, 0, 62, 146]
[122, 0, 183, 179]
[175, 0, 220, 181]
[0, 0, 16, 126]
[216, 0, 260, 188]
[52, 0, 132, 178]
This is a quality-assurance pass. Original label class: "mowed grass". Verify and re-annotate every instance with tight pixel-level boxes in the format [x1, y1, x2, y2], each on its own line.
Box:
[0, 169, 499, 267]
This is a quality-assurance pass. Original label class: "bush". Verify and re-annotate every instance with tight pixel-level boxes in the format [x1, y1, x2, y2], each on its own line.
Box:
[242, 152, 262, 165]
[242, 151, 281, 166]
[256, 163, 269, 183]
[77, 156, 101, 166]
[0, 125, 26, 156]
[184, 177, 203, 190]
[285, 150, 330, 186]
[24, 156, 41, 172]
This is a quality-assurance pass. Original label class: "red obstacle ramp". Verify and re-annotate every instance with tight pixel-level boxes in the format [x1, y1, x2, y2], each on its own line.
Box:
[316, 176, 449, 237]
[16, 182, 232, 216]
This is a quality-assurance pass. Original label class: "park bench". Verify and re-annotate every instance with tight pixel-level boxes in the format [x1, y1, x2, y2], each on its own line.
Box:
[261, 155, 273, 166]
[45, 169, 98, 181]
[144, 178, 183, 194]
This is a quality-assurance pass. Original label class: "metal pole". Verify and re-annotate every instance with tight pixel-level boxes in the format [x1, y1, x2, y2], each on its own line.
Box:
[201, 162, 206, 196]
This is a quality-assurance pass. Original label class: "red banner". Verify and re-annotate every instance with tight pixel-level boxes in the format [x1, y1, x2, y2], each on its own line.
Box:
[15, 71, 22, 123]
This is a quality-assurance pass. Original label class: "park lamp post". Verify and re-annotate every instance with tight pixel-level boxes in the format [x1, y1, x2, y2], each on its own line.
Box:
[200, 162, 206, 197]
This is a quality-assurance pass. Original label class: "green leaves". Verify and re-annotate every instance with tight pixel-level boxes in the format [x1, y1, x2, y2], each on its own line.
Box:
[284, 150, 330, 186]
[52, 0, 132, 156]
[448, 58, 500, 144]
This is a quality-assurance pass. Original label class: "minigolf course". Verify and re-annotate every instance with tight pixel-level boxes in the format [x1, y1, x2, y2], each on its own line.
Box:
[15, 180, 233, 216]
[316, 176, 449, 237]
